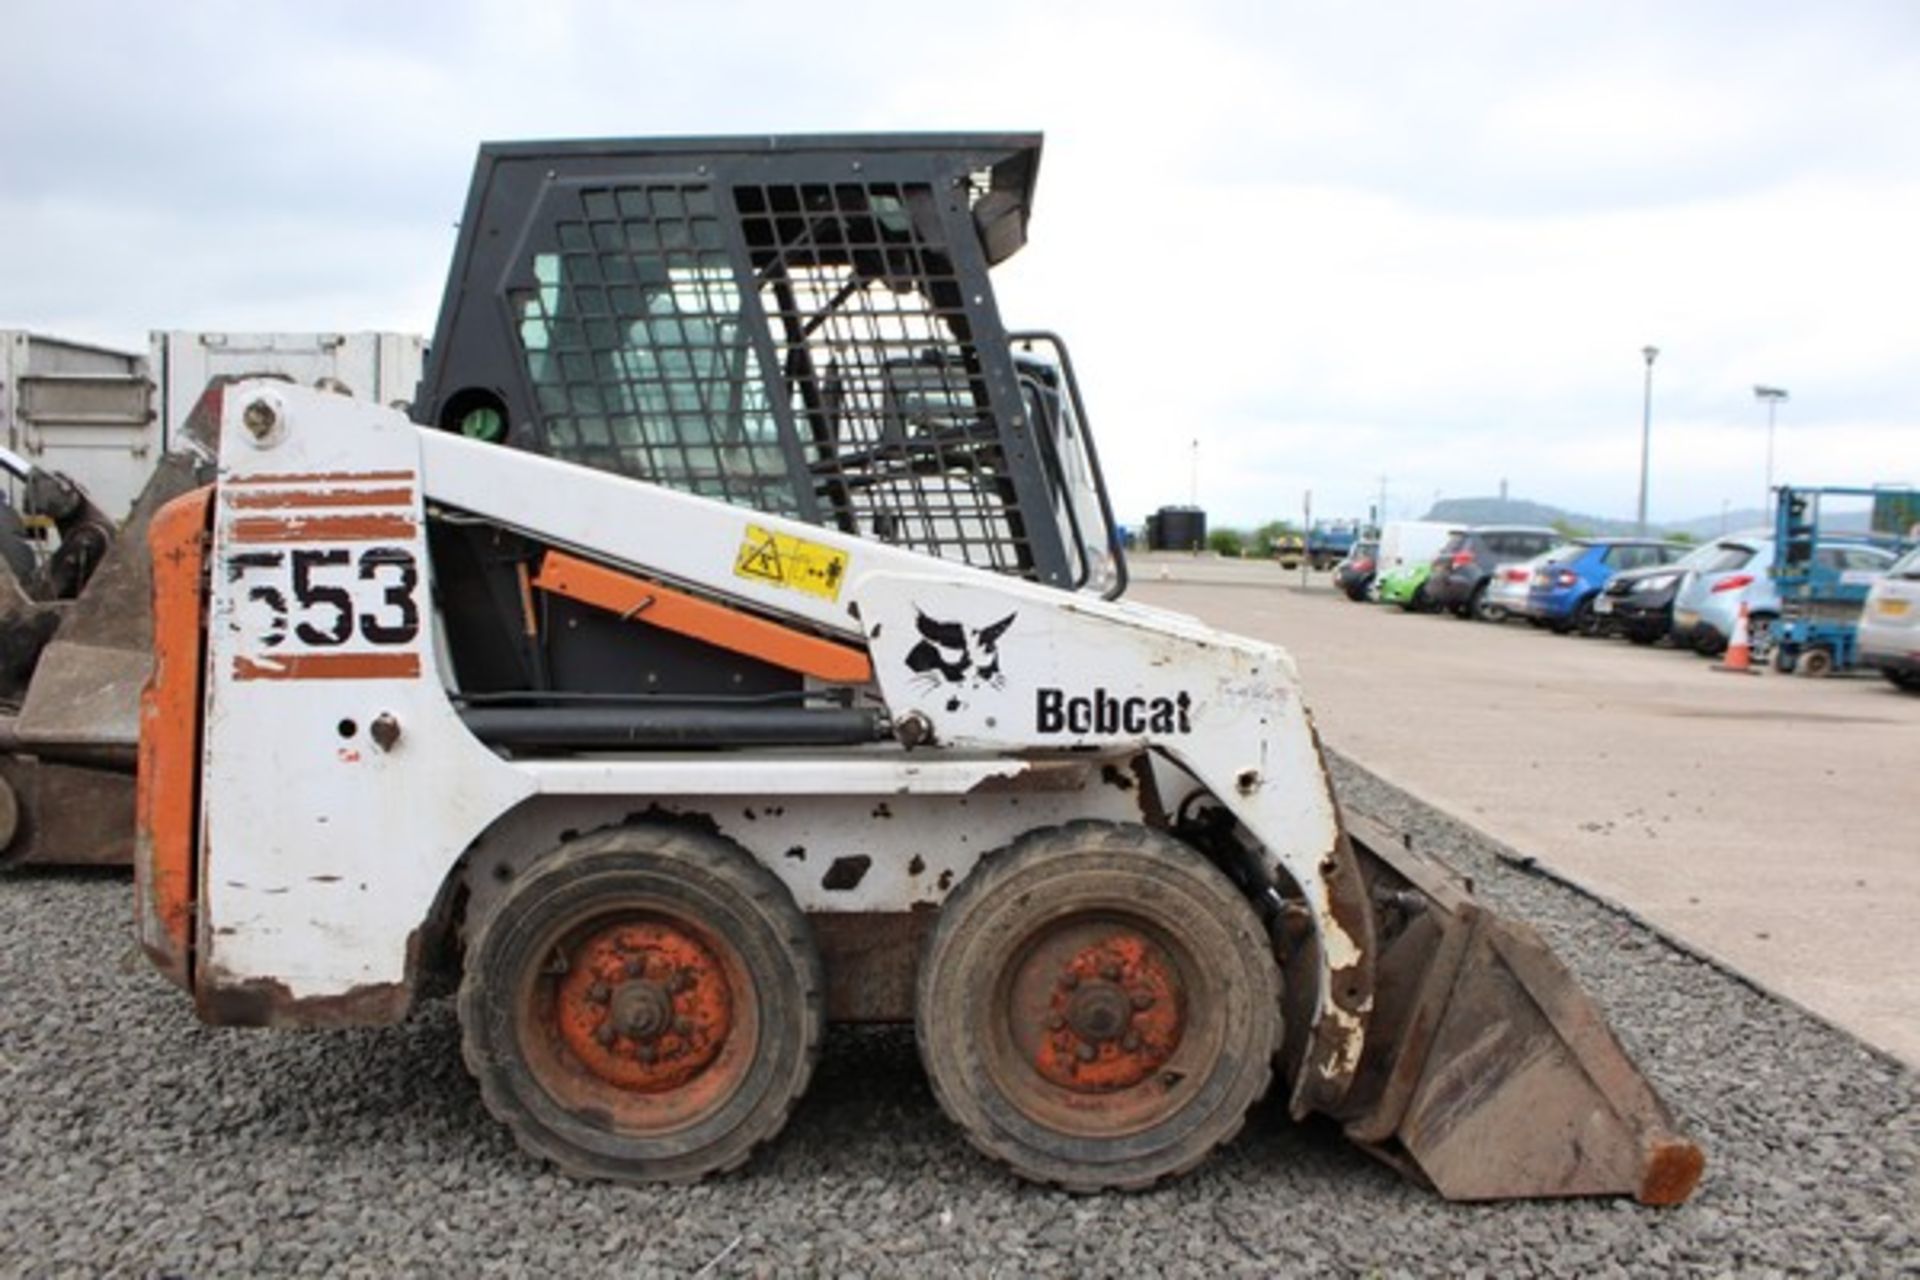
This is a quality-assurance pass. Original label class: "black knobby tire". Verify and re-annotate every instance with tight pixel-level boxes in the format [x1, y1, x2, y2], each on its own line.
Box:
[459, 825, 823, 1183]
[916, 821, 1281, 1193]
[1571, 595, 1599, 637]
[1626, 626, 1660, 646]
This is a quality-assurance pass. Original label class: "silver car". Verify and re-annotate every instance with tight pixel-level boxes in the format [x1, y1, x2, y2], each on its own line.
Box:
[1672, 533, 1898, 655]
[1482, 548, 1560, 622]
[1859, 544, 1920, 691]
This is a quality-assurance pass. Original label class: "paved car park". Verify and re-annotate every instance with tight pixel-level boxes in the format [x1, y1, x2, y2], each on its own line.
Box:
[1132, 552, 1920, 1068]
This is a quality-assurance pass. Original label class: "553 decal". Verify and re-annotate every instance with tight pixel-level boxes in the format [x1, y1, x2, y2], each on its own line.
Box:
[227, 545, 421, 652]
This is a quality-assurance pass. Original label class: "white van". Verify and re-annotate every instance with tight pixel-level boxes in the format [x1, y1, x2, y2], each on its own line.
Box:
[1376, 521, 1457, 580]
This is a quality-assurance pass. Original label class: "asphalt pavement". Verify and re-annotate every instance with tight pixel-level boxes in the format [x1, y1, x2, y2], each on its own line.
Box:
[1130, 552, 1920, 1068]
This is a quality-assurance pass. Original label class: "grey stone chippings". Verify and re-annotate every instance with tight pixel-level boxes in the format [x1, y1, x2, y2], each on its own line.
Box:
[1, 761, 1914, 1276]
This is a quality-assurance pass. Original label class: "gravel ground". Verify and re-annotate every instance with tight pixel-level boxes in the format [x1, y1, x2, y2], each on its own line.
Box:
[2, 760, 1915, 1277]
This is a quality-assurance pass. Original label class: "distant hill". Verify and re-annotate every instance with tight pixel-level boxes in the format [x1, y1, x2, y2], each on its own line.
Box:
[1421, 496, 1785, 540]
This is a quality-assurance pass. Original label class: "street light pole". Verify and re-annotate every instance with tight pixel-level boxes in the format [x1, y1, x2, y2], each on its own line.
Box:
[1754, 385, 1789, 512]
[1636, 345, 1659, 536]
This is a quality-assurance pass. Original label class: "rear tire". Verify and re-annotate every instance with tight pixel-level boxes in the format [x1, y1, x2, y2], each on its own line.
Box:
[917, 821, 1281, 1192]
[1626, 627, 1660, 647]
[1794, 648, 1834, 678]
[1469, 583, 1503, 623]
[459, 825, 823, 1183]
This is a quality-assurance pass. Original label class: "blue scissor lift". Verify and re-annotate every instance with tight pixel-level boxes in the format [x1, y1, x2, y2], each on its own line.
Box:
[1769, 485, 1920, 675]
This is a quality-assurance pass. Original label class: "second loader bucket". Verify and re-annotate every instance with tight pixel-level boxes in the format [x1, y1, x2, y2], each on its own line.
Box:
[0, 450, 207, 866]
[1328, 811, 1704, 1205]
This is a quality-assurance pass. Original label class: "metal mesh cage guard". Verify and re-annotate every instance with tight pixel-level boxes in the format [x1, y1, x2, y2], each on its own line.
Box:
[419, 137, 1089, 586]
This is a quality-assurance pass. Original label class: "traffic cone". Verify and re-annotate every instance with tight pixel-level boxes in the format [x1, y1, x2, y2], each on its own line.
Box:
[1715, 603, 1758, 675]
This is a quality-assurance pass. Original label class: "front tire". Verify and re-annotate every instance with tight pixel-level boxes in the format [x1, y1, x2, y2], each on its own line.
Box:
[917, 822, 1281, 1192]
[459, 825, 823, 1183]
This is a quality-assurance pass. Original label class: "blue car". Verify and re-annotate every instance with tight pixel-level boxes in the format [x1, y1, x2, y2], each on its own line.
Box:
[1525, 538, 1689, 634]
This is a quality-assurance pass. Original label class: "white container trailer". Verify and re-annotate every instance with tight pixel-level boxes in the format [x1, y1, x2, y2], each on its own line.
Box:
[0, 331, 153, 520]
[150, 329, 425, 452]
[2, 330, 428, 521]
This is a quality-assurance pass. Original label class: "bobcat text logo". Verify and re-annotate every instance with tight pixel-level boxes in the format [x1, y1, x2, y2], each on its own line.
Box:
[1036, 688, 1194, 736]
[906, 610, 1017, 712]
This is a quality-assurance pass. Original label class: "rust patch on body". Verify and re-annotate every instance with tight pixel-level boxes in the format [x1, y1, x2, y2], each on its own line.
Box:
[812, 912, 933, 1022]
[196, 974, 413, 1028]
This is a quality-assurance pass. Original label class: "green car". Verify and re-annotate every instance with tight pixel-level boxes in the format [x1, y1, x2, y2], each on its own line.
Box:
[1376, 561, 1435, 611]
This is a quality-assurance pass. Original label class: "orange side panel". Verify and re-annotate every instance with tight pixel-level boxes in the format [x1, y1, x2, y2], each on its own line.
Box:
[135, 486, 214, 989]
[532, 550, 874, 685]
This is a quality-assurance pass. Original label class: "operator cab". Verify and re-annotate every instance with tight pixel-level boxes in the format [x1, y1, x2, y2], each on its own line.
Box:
[416, 134, 1123, 604]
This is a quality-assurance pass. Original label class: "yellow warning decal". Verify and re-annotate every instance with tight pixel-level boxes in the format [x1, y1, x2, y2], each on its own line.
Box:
[733, 524, 850, 602]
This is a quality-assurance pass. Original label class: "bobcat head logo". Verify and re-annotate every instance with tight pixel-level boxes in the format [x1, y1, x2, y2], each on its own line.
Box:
[906, 610, 1017, 711]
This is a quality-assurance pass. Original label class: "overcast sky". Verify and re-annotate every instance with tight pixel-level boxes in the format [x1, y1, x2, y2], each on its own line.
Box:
[5, 0, 1917, 527]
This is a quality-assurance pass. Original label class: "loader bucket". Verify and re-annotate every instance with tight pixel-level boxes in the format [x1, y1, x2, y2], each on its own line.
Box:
[1331, 811, 1704, 1205]
[0, 449, 207, 866]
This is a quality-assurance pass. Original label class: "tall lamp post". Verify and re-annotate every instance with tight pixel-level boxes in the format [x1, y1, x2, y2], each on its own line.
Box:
[1754, 385, 1788, 512]
[1636, 345, 1659, 536]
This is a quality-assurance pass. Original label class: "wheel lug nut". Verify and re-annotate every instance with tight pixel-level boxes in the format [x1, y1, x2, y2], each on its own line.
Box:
[637, 1043, 658, 1064]
[674, 1018, 694, 1038]
[1130, 992, 1154, 1010]
[673, 971, 695, 993]
[1100, 962, 1122, 982]
[1076, 1042, 1098, 1063]
[625, 957, 646, 978]
[594, 1023, 616, 1047]
[587, 982, 610, 1004]
[1045, 1012, 1065, 1031]
[1122, 1031, 1142, 1052]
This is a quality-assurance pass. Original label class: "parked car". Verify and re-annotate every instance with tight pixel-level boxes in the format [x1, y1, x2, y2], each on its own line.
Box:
[1593, 542, 1721, 645]
[1428, 526, 1561, 620]
[1483, 549, 1561, 622]
[1333, 539, 1379, 601]
[1524, 538, 1689, 635]
[1377, 559, 1436, 611]
[1848, 543, 1920, 690]
[1671, 534, 1899, 655]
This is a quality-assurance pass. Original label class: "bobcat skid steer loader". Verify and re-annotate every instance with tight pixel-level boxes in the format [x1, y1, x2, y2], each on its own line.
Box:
[135, 134, 1701, 1202]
